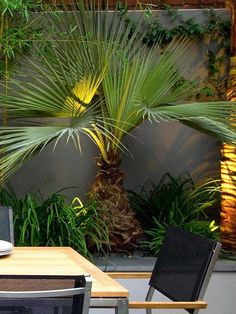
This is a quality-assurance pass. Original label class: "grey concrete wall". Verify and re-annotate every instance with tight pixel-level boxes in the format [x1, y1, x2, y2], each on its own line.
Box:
[8, 120, 221, 200]
[7, 120, 222, 199]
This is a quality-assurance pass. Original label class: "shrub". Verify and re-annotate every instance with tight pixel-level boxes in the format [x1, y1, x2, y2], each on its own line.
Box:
[128, 173, 220, 255]
[0, 183, 109, 259]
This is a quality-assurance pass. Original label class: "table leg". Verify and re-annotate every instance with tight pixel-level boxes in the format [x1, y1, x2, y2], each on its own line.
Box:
[115, 298, 128, 314]
[90, 298, 128, 314]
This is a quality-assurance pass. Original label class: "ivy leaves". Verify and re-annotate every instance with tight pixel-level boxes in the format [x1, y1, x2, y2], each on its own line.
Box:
[120, 5, 230, 100]
[123, 6, 231, 48]
[121, 6, 230, 68]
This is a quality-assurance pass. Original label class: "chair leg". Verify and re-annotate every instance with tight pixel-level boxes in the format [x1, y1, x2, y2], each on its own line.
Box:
[145, 288, 202, 314]
[145, 286, 155, 314]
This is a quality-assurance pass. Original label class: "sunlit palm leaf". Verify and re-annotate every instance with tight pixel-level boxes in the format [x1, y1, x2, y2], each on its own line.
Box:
[0, 39, 109, 182]
[143, 101, 236, 145]
[0, 126, 65, 180]
[102, 37, 196, 148]
[139, 38, 196, 107]
[0, 61, 104, 119]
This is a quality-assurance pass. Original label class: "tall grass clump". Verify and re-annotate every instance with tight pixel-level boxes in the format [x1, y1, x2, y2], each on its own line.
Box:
[0, 183, 109, 259]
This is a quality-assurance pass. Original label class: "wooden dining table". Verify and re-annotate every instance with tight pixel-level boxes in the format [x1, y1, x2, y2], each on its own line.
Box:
[0, 247, 129, 314]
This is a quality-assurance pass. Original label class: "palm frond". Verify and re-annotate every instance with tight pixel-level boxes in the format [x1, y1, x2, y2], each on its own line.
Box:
[0, 126, 62, 181]
[143, 101, 236, 145]
[0, 119, 106, 183]
[102, 37, 197, 148]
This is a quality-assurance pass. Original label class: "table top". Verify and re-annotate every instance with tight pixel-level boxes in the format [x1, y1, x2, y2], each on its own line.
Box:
[0, 247, 129, 298]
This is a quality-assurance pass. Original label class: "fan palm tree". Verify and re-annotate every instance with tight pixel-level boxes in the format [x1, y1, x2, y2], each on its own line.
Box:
[0, 1, 235, 251]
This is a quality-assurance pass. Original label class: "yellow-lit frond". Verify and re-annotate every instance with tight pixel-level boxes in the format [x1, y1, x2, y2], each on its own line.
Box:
[72, 75, 99, 105]
[64, 71, 105, 114]
[65, 96, 86, 114]
[83, 127, 108, 163]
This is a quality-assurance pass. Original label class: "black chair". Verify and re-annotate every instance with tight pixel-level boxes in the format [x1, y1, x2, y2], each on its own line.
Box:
[0, 207, 14, 244]
[107, 225, 221, 314]
[0, 274, 92, 314]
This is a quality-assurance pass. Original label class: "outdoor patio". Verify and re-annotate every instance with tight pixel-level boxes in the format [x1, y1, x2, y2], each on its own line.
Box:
[0, 1, 235, 313]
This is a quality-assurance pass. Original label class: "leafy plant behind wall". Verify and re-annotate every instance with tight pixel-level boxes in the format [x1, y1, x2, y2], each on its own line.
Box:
[128, 173, 220, 255]
[0, 183, 109, 259]
[0, 0, 44, 78]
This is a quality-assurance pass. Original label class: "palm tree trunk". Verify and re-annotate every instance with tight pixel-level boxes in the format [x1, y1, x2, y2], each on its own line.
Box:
[221, 143, 236, 251]
[89, 150, 142, 253]
[220, 56, 236, 252]
[220, 0, 236, 252]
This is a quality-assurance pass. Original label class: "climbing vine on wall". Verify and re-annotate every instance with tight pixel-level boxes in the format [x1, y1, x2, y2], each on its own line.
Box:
[119, 3, 231, 100]
[0, 1, 231, 102]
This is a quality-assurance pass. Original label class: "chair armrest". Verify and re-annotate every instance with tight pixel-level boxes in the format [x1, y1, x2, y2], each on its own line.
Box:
[128, 301, 207, 309]
[106, 272, 151, 279]
[106, 273, 207, 310]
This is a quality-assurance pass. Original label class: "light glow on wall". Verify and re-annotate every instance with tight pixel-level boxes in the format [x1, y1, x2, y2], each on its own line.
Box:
[220, 56, 236, 251]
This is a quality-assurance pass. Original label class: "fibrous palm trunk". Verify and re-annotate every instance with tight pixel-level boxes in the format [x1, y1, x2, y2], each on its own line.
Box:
[89, 150, 142, 253]
[220, 56, 236, 252]
[220, 0, 236, 252]
[221, 144, 236, 251]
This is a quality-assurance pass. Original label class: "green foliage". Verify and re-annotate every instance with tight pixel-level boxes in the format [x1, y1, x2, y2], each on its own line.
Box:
[0, 0, 43, 77]
[120, 5, 230, 99]
[220, 249, 236, 261]
[0, 2, 235, 184]
[0, 0, 42, 18]
[144, 219, 218, 255]
[127, 5, 231, 50]
[0, 24, 43, 60]
[0, 183, 109, 259]
[128, 173, 220, 255]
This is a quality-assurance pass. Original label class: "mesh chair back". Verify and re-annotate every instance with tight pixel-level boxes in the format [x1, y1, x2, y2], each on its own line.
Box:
[0, 275, 92, 314]
[149, 225, 221, 314]
[0, 207, 14, 244]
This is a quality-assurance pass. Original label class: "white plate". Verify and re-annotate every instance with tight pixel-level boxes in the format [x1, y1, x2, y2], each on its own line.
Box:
[0, 250, 12, 256]
[0, 248, 12, 253]
[0, 240, 13, 252]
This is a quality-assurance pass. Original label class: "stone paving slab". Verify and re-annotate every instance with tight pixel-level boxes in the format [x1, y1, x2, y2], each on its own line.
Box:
[94, 255, 236, 272]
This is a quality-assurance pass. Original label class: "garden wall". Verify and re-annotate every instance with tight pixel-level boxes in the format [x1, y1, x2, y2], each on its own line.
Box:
[44, 0, 225, 9]
[8, 8, 230, 200]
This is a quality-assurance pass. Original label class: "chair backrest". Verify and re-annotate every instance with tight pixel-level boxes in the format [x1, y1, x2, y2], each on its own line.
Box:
[0, 206, 14, 244]
[0, 274, 92, 314]
[149, 225, 221, 314]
